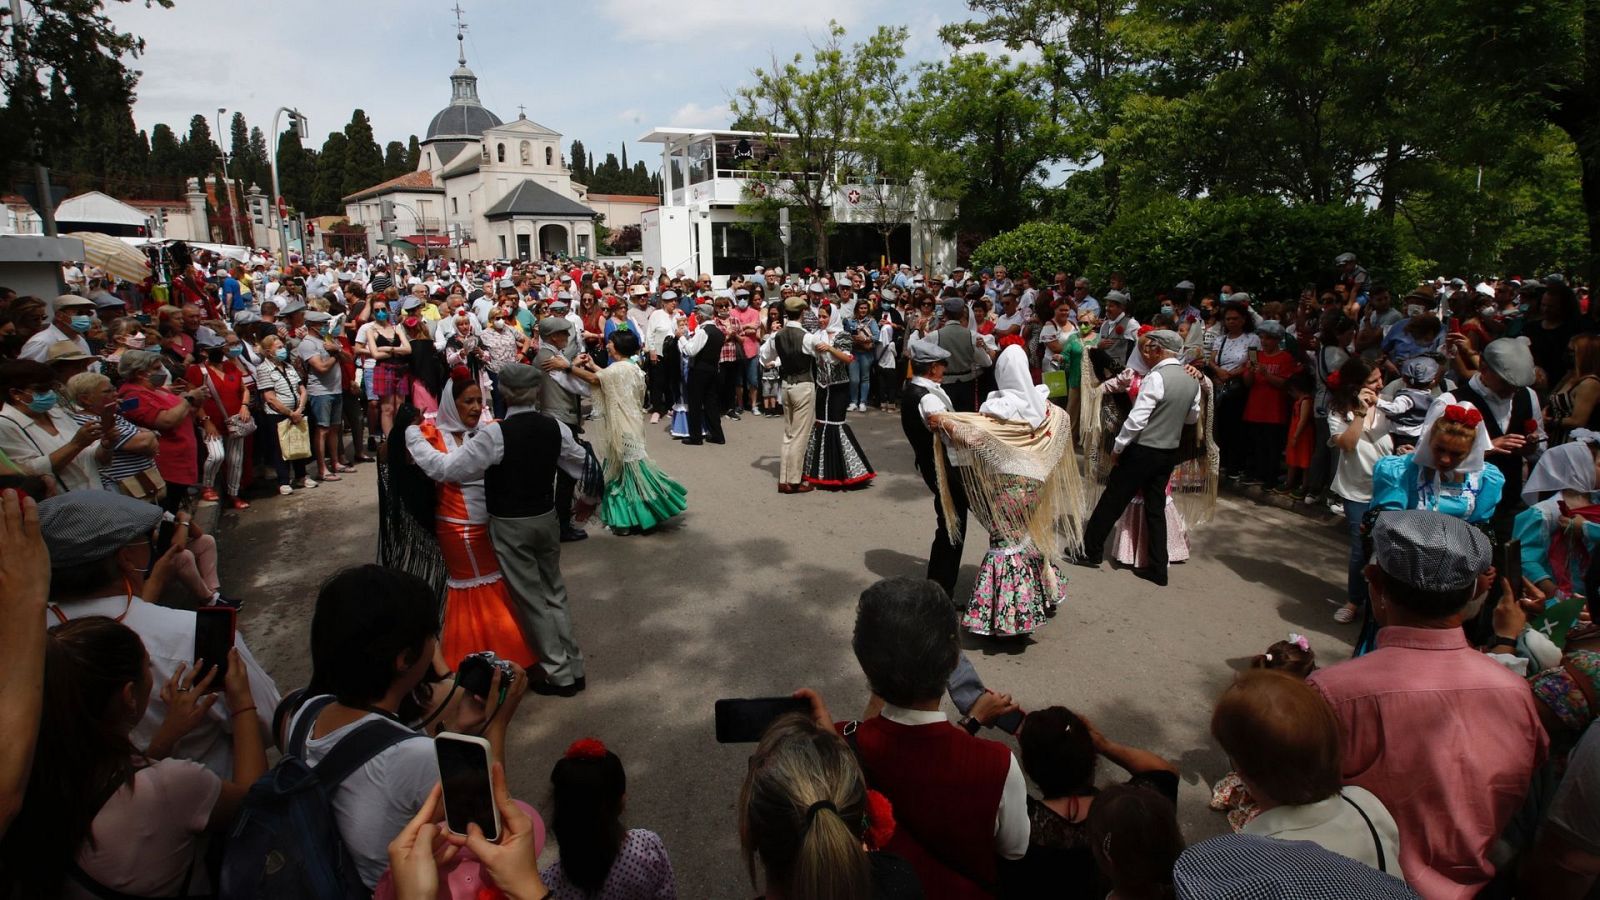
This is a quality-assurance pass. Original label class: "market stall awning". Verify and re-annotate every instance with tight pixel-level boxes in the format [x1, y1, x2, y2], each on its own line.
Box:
[67, 231, 150, 283]
[403, 235, 449, 248]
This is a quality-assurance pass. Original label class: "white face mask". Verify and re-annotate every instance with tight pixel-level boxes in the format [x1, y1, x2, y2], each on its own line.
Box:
[1405, 304, 1425, 318]
[1480, 306, 1495, 318]
[126, 332, 147, 349]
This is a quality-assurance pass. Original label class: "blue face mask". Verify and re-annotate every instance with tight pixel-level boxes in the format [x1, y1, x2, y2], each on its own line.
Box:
[273, 348, 288, 362]
[1160, 305, 1174, 317]
[25, 389, 58, 413]
[375, 310, 390, 322]
[69, 314, 93, 333]
[736, 299, 749, 309]
[227, 345, 244, 357]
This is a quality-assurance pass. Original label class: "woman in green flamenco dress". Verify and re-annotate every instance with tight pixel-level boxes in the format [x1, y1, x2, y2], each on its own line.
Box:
[581, 327, 688, 534]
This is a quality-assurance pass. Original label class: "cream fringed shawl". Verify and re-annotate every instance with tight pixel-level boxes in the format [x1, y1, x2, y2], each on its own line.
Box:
[594, 360, 648, 477]
[1079, 361, 1220, 528]
[933, 404, 1087, 568]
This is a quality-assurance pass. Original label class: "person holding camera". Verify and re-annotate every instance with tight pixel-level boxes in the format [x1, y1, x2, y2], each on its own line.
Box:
[286, 564, 530, 891]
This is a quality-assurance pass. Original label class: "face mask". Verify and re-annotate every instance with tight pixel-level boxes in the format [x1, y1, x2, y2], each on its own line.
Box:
[403, 316, 421, 329]
[1078, 323, 1094, 336]
[736, 299, 749, 309]
[126, 332, 147, 349]
[273, 348, 289, 362]
[492, 320, 507, 330]
[227, 345, 244, 357]
[24, 389, 58, 413]
[1480, 306, 1495, 318]
[375, 310, 389, 322]
[1405, 304, 1425, 318]
[1160, 305, 1174, 317]
[69, 314, 93, 333]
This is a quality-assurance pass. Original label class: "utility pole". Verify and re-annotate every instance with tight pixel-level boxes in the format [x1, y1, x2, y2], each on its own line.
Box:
[216, 107, 251, 247]
[270, 107, 306, 266]
[9, 0, 55, 235]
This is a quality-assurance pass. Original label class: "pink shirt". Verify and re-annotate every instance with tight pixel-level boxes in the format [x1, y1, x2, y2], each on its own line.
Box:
[69, 758, 220, 898]
[1309, 626, 1547, 899]
[728, 305, 763, 358]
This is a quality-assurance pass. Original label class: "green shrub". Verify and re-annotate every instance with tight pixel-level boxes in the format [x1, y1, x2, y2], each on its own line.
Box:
[969, 222, 1093, 281]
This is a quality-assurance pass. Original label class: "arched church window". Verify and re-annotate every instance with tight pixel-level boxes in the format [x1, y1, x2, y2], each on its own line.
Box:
[520, 141, 531, 164]
[497, 144, 506, 163]
[545, 146, 553, 166]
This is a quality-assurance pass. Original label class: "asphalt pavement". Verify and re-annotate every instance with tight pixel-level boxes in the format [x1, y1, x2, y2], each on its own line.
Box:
[219, 404, 1354, 896]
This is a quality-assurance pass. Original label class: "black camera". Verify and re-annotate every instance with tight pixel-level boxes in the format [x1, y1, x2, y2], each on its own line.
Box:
[456, 651, 516, 698]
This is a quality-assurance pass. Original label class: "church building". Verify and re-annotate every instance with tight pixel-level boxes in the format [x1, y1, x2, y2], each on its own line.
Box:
[342, 21, 596, 261]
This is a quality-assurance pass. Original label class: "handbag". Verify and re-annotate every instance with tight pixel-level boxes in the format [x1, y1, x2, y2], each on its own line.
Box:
[202, 365, 257, 437]
[277, 417, 311, 461]
[117, 466, 166, 502]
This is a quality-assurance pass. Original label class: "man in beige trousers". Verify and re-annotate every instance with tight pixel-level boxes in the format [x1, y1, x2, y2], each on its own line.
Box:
[759, 296, 828, 494]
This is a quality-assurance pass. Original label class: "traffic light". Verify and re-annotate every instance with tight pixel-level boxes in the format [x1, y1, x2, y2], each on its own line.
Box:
[380, 199, 395, 220]
[251, 199, 266, 227]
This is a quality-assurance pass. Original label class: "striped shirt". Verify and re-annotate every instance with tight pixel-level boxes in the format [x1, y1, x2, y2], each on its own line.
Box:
[69, 410, 155, 487]
[255, 360, 303, 410]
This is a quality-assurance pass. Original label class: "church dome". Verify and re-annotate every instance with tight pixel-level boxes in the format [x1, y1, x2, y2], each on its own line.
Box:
[426, 102, 502, 140]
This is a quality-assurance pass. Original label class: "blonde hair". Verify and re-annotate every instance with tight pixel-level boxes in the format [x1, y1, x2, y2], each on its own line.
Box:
[738, 714, 872, 900]
[62, 372, 111, 407]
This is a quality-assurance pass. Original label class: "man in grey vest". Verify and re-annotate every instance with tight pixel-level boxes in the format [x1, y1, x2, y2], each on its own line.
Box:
[1078, 329, 1200, 586]
[933, 298, 983, 412]
[535, 316, 595, 542]
[759, 296, 830, 493]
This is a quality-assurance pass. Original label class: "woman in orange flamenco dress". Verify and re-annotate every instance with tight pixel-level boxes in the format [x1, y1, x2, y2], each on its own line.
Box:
[395, 367, 536, 669]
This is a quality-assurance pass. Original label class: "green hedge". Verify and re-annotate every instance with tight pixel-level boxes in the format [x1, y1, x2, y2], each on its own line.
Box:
[971, 198, 1421, 318]
[969, 222, 1093, 282]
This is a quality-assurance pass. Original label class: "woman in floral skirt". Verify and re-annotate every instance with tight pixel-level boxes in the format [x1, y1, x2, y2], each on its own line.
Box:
[578, 327, 688, 534]
[932, 345, 1086, 638]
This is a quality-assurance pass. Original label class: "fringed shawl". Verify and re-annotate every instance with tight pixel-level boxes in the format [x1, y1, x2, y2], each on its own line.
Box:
[595, 359, 649, 477]
[1080, 363, 1219, 528]
[933, 404, 1087, 569]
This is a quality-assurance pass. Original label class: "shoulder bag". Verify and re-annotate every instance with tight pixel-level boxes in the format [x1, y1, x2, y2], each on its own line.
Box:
[202, 366, 257, 438]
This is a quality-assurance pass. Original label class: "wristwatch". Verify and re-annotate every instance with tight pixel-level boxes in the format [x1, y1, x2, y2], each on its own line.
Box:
[958, 716, 982, 736]
[1488, 634, 1519, 650]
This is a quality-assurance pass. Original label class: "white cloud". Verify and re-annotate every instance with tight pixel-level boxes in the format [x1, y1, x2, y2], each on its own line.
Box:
[594, 0, 872, 47]
[615, 108, 645, 125]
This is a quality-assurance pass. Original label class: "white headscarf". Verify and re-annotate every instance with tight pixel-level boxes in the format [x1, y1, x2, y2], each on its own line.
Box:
[1522, 440, 1599, 505]
[980, 344, 1050, 429]
[435, 375, 478, 437]
[1415, 399, 1491, 474]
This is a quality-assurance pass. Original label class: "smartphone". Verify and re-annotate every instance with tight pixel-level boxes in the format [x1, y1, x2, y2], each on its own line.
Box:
[714, 697, 810, 743]
[1503, 538, 1522, 601]
[192, 606, 235, 691]
[947, 654, 1025, 734]
[1448, 316, 1461, 334]
[435, 732, 500, 841]
[1247, 349, 1259, 367]
[117, 397, 140, 413]
[153, 512, 179, 557]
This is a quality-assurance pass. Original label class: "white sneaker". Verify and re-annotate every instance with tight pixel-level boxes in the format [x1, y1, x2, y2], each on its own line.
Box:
[303, 478, 320, 489]
[278, 485, 293, 496]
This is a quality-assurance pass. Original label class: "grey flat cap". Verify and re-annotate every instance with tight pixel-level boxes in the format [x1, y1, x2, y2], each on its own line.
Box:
[1482, 338, 1536, 388]
[1104, 290, 1130, 306]
[537, 317, 572, 337]
[194, 330, 226, 349]
[401, 296, 424, 311]
[1142, 329, 1183, 353]
[1175, 280, 1196, 291]
[1335, 252, 1358, 265]
[40, 490, 165, 567]
[1255, 320, 1286, 340]
[694, 303, 715, 319]
[660, 290, 678, 301]
[278, 298, 307, 316]
[496, 362, 542, 391]
[1227, 291, 1253, 306]
[1400, 355, 1440, 385]
[304, 310, 331, 324]
[909, 338, 950, 364]
[942, 298, 967, 317]
[1372, 509, 1492, 593]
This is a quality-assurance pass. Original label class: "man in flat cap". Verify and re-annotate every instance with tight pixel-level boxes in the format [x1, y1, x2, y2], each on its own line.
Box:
[533, 316, 595, 542]
[642, 291, 678, 422]
[931, 298, 986, 412]
[760, 296, 831, 493]
[1435, 337, 1543, 539]
[404, 363, 590, 696]
[1309, 510, 1546, 897]
[20, 294, 94, 362]
[675, 302, 726, 446]
[901, 337, 968, 596]
[1078, 329, 1200, 586]
[38, 490, 280, 774]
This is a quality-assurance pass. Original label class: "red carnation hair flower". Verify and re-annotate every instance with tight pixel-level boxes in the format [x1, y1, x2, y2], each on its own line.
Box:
[1441, 404, 1483, 428]
[1524, 418, 1541, 436]
[564, 738, 609, 761]
[998, 334, 1026, 350]
[1325, 370, 1342, 388]
[1137, 324, 1156, 336]
[448, 365, 473, 386]
[864, 789, 896, 851]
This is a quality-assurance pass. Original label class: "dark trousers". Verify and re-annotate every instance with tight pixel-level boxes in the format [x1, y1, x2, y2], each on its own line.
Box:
[875, 364, 903, 406]
[945, 378, 977, 413]
[684, 367, 724, 444]
[1247, 421, 1288, 484]
[1306, 414, 1333, 495]
[1083, 444, 1180, 573]
[719, 359, 742, 412]
[921, 465, 968, 600]
[645, 357, 671, 414]
[1216, 385, 1248, 475]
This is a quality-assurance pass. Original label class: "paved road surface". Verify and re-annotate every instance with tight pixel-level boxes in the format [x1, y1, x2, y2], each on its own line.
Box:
[219, 406, 1353, 896]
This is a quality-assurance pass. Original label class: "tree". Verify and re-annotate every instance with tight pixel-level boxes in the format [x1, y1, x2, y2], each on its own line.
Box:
[340, 109, 384, 197]
[229, 112, 255, 188]
[182, 114, 220, 181]
[909, 53, 1063, 240]
[733, 21, 909, 269]
[571, 140, 589, 183]
[383, 141, 408, 179]
[275, 126, 315, 214]
[246, 127, 269, 190]
[406, 134, 421, 171]
[149, 123, 183, 179]
[314, 132, 349, 215]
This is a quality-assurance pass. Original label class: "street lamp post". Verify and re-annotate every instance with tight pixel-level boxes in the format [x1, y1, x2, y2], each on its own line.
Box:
[269, 106, 306, 266]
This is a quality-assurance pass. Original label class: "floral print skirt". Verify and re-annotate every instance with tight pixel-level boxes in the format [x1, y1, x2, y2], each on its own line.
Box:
[963, 543, 1067, 637]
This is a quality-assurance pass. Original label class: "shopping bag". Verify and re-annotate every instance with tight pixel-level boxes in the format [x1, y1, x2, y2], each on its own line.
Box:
[1043, 369, 1069, 399]
[277, 417, 311, 461]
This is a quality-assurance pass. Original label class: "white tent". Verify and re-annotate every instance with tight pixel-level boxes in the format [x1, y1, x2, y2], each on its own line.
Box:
[54, 191, 150, 228]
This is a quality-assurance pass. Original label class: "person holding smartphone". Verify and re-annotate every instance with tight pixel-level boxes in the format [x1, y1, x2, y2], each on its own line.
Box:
[285, 565, 530, 891]
[1202, 300, 1260, 481]
[117, 350, 205, 514]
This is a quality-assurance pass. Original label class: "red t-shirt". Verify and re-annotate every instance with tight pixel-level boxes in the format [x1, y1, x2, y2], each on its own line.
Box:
[119, 381, 199, 485]
[1244, 349, 1298, 424]
[186, 363, 245, 424]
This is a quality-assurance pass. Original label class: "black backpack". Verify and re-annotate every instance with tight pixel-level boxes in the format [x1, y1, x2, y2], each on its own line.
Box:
[219, 695, 420, 899]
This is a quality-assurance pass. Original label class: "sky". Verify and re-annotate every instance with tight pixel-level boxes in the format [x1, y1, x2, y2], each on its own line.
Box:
[105, 0, 991, 184]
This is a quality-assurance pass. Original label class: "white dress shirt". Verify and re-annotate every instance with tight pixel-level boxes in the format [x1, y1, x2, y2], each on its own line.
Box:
[879, 704, 1030, 860]
[404, 406, 586, 515]
[46, 594, 280, 778]
[19, 322, 90, 362]
[909, 374, 952, 426]
[644, 308, 676, 355]
[758, 320, 830, 362]
[678, 320, 711, 357]
[1437, 377, 1544, 465]
[1113, 357, 1202, 453]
